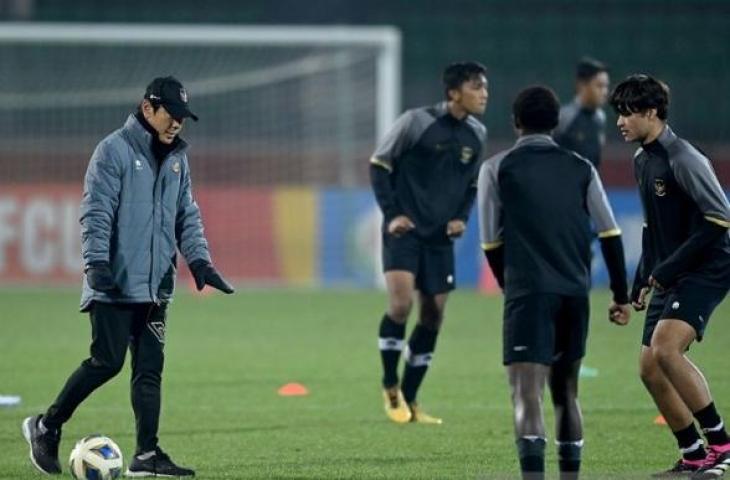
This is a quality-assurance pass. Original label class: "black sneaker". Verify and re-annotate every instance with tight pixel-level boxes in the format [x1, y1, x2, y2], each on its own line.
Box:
[652, 458, 703, 478]
[21, 414, 62, 475]
[125, 447, 195, 477]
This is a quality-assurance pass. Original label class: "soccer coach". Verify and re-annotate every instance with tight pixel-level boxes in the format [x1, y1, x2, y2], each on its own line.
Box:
[22, 76, 233, 477]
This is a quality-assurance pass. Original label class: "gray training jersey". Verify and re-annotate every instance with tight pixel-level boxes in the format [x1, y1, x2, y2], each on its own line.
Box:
[478, 134, 620, 300]
[370, 102, 487, 242]
[553, 98, 606, 168]
[633, 125, 730, 288]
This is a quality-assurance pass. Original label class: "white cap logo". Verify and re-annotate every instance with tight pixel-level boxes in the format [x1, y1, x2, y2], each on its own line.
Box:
[179, 88, 188, 103]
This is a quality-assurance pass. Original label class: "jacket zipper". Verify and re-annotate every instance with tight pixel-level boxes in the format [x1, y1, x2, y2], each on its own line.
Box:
[149, 147, 183, 305]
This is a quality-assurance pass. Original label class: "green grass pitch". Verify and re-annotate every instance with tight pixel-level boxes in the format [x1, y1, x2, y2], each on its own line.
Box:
[1, 288, 730, 479]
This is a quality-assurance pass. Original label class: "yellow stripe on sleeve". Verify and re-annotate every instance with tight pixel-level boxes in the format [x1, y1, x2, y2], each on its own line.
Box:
[598, 228, 622, 238]
[705, 216, 730, 228]
[370, 156, 393, 172]
[481, 241, 504, 251]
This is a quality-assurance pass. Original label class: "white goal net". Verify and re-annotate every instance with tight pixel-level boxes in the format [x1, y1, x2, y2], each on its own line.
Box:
[0, 23, 401, 287]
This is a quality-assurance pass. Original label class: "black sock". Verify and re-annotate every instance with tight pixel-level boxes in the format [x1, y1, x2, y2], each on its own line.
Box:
[557, 440, 582, 479]
[401, 325, 438, 404]
[695, 402, 730, 446]
[516, 437, 546, 480]
[378, 314, 406, 388]
[673, 423, 707, 461]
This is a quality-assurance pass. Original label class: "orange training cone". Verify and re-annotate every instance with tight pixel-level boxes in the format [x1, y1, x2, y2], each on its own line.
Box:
[278, 383, 309, 397]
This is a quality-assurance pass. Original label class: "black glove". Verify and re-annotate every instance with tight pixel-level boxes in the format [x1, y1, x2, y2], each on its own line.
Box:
[86, 262, 117, 292]
[189, 260, 235, 294]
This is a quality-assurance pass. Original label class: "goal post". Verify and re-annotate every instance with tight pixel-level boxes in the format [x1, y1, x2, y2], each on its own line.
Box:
[0, 23, 402, 287]
[0, 22, 401, 185]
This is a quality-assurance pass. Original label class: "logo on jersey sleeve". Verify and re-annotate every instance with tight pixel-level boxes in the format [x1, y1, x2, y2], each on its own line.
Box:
[654, 178, 667, 197]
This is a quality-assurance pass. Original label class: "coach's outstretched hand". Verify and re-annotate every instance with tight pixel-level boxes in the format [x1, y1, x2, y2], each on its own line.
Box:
[189, 260, 235, 294]
[86, 262, 118, 293]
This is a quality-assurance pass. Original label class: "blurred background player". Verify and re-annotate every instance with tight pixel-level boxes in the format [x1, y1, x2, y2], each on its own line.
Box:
[553, 57, 610, 170]
[21, 76, 234, 477]
[478, 85, 630, 480]
[371, 61, 488, 424]
[611, 74, 730, 479]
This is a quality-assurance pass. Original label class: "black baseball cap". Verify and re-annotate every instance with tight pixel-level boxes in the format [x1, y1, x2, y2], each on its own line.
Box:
[144, 76, 198, 122]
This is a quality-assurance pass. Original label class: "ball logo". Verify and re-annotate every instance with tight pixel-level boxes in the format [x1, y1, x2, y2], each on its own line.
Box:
[672, 301, 680, 310]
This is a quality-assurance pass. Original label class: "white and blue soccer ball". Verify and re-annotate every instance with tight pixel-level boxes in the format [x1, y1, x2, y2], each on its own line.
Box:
[68, 434, 123, 480]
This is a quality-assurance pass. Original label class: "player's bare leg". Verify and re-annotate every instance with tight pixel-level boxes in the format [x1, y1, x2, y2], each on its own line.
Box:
[652, 320, 730, 478]
[385, 271, 415, 325]
[401, 292, 447, 424]
[379, 270, 415, 423]
[550, 359, 583, 480]
[651, 320, 711, 411]
[640, 346, 695, 429]
[509, 362, 550, 480]
[641, 345, 708, 476]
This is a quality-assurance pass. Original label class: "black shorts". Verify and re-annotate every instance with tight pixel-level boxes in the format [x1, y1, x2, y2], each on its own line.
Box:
[642, 278, 728, 347]
[503, 294, 589, 366]
[382, 232, 455, 295]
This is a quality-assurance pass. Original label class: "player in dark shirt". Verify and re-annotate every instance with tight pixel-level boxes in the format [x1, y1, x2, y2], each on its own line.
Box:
[611, 74, 730, 479]
[371, 62, 488, 424]
[479, 86, 630, 480]
[554, 58, 609, 169]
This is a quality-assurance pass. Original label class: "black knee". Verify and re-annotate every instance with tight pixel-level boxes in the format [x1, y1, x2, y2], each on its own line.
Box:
[552, 382, 578, 408]
[131, 353, 164, 386]
[86, 355, 124, 379]
[418, 302, 443, 331]
[418, 313, 442, 331]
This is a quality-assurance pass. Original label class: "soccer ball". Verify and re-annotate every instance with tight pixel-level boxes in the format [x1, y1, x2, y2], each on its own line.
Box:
[68, 434, 123, 480]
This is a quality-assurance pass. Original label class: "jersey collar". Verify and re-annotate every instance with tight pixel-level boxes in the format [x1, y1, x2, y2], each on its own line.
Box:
[515, 134, 558, 148]
[643, 124, 676, 157]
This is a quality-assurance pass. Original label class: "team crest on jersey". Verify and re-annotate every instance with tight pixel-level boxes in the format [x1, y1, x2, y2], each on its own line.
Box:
[172, 161, 181, 174]
[460, 146, 474, 164]
[654, 178, 667, 197]
[134, 159, 143, 171]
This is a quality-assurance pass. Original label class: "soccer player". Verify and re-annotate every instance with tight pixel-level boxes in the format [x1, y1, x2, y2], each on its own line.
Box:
[22, 76, 234, 477]
[553, 57, 610, 169]
[478, 85, 631, 480]
[371, 61, 488, 424]
[610, 74, 730, 479]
